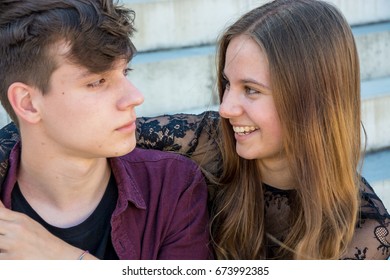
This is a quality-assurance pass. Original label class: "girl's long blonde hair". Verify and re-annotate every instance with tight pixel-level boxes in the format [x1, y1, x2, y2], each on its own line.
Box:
[211, 0, 361, 259]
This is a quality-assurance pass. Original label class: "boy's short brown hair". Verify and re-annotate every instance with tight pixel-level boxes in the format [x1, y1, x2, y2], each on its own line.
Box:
[0, 0, 136, 123]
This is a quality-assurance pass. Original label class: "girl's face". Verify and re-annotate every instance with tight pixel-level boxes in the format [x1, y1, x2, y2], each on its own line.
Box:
[219, 35, 284, 164]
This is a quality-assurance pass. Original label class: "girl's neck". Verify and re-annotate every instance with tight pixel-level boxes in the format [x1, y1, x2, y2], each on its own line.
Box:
[257, 158, 295, 190]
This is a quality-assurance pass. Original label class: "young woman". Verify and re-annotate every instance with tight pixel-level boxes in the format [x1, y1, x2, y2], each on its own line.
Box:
[0, 0, 389, 259]
[137, 0, 390, 259]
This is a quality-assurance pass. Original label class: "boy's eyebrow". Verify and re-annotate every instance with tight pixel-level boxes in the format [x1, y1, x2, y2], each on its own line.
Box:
[73, 62, 128, 80]
[74, 69, 99, 80]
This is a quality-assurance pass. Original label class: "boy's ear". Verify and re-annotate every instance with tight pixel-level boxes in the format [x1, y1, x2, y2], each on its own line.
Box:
[7, 82, 41, 124]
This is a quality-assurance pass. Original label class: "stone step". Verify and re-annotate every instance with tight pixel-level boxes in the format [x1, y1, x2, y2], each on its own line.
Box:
[354, 22, 390, 80]
[362, 148, 390, 211]
[125, 0, 267, 52]
[132, 45, 217, 117]
[361, 77, 390, 152]
[124, 0, 390, 52]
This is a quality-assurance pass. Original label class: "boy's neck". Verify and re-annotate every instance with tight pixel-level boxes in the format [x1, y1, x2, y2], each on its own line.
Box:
[16, 140, 112, 228]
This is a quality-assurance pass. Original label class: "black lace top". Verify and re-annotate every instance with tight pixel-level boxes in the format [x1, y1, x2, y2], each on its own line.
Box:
[0, 111, 389, 259]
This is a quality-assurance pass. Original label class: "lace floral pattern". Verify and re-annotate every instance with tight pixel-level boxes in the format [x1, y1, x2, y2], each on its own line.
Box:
[0, 112, 389, 259]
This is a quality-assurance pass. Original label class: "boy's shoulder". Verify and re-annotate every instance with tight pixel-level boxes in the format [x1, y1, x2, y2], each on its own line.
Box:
[113, 148, 202, 183]
[111, 148, 205, 197]
[119, 147, 196, 167]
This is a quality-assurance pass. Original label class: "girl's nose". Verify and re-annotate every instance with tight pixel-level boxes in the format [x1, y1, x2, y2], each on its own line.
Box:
[219, 91, 243, 119]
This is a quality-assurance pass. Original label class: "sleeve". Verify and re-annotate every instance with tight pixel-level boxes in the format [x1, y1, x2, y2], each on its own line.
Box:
[157, 162, 213, 260]
[342, 177, 390, 260]
[0, 122, 20, 186]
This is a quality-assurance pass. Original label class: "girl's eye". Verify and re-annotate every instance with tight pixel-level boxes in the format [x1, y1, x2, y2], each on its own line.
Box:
[222, 78, 230, 91]
[245, 86, 260, 95]
[123, 67, 133, 76]
[87, 78, 106, 88]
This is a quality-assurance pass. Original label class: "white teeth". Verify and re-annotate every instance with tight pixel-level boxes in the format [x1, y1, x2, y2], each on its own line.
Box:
[232, 126, 258, 134]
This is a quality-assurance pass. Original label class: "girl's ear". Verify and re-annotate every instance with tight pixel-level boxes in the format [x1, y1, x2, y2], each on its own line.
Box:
[7, 82, 41, 124]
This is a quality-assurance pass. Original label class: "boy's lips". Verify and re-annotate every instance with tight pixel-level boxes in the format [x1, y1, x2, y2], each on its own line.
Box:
[116, 121, 136, 132]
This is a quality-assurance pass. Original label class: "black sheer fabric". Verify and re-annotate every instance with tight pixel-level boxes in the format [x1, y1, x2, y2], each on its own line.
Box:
[136, 111, 221, 173]
[1, 111, 389, 259]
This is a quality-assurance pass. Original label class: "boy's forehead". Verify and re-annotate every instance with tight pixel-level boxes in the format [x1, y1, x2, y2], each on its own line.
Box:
[50, 40, 72, 59]
[51, 41, 129, 78]
[49, 41, 73, 69]
[54, 57, 129, 80]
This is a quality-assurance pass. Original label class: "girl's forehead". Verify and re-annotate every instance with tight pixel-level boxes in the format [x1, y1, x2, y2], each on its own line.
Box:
[224, 35, 270, 88]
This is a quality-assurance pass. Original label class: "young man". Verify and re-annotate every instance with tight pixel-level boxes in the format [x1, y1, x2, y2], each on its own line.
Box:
[0, 0, 210, 259]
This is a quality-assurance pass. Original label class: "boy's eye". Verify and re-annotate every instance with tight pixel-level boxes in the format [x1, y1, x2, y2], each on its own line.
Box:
[123, 67, 133, 76]
[87, 78, 106, 88]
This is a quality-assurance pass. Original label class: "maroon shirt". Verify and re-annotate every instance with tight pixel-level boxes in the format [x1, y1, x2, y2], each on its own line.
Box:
[1, 143, 211, 259]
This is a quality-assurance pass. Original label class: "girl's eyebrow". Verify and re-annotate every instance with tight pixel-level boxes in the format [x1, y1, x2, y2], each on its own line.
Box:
[221, 71, 228, 79]
[241, 78, 271, 90]
[222, 71, 271, 90]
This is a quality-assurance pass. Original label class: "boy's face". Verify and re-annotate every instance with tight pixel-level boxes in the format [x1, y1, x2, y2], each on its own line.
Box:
[34, 47, 144, 159]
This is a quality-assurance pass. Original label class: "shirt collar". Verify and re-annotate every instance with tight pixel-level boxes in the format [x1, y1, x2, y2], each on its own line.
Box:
[108, 156, 146, 210]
